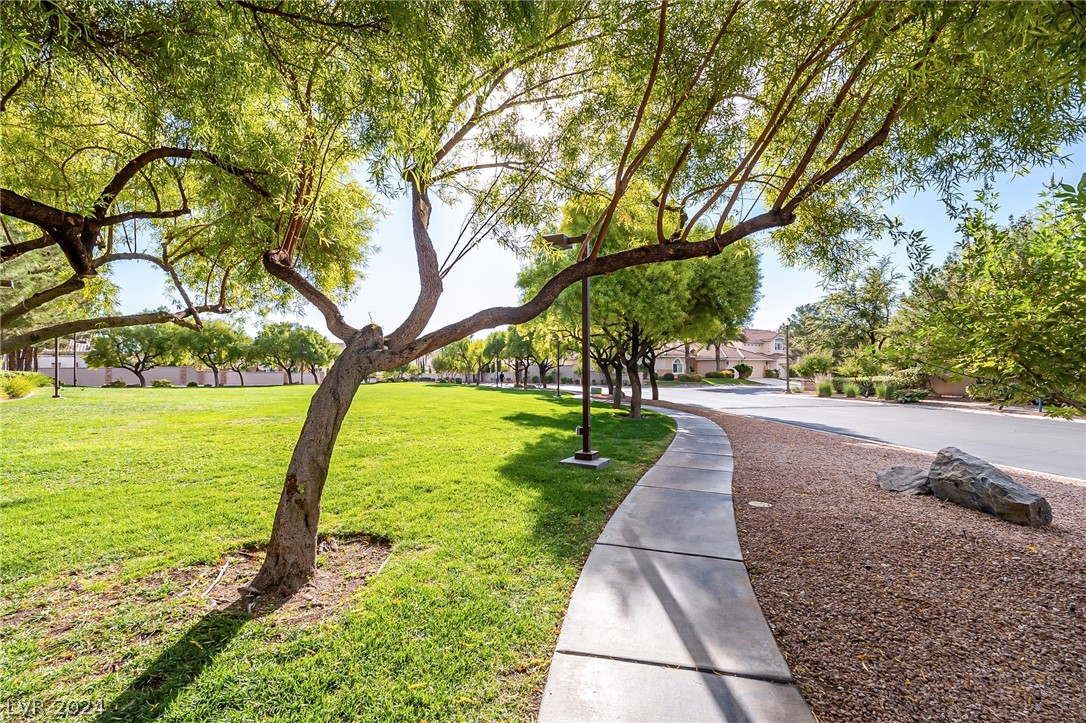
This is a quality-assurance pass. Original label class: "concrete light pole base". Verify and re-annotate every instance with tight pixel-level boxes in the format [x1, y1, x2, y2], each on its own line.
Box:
[560, 453, 612, 470]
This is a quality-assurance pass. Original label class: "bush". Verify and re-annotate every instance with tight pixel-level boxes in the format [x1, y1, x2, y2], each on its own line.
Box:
[104, 379, 128, 388]
[186, 381, 199, 388]
[677, 372, 702, 382]
[1, 375, 36, 399]
[764, 368, 779, 378]
[816, 380, 834, 397]
[843, 383, 860, 397]
[561, 377, 574, 384]
[893, 388, 929, 403]
[661, 372, 675, 381]
[705, 370, 726, 378]
[891, 367, 929, 389]
[875, 382, 896, 400]
[792, 351, 835, 378]
[151, 379, 175, 388]
[1, 370, 52, 388]
[733, 363, 753, 379]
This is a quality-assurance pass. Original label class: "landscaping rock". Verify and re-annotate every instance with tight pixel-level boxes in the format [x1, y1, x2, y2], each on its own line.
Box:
[876, 466, 931, 495]
[928, 447, 1052, 527]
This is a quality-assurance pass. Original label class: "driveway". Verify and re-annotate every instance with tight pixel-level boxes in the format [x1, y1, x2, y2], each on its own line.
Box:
[649, 384, 1086, 481]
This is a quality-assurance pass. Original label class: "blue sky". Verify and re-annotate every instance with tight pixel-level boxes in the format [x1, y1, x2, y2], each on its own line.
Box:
[114, 142, 1085, 338]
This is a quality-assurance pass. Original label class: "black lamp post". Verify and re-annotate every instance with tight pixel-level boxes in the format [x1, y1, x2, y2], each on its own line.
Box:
[543, 233, 610, 470]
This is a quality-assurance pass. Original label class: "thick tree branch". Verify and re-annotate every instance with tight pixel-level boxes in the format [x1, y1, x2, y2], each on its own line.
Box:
[406, 207, 792, 358]
[0, 275, 85, 325]
[1, 234, 53, 262]
[0, 305, 228, 354]
[0, 188, 78, 228]
[262, 250, 358, 342]
[387, 186, 443, 348]
[100, 207, 191, 225]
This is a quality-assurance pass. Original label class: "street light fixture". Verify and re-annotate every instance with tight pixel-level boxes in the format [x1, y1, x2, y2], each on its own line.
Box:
[542, 233, 610, 470]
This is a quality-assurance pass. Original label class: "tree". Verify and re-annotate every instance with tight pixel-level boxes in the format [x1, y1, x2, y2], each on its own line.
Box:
[251, 322, 324, 385]
[888, 181, 1086, 417]
[177, 321, 251, 386]
[8, 2, 1081, 591]
[85, 324, 182, 386]
[298, 330, 340, 384]
[786, 256, 903, 365]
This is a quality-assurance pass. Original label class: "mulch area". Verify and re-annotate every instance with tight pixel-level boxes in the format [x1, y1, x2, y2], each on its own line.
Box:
[650, 401, 1086, 722]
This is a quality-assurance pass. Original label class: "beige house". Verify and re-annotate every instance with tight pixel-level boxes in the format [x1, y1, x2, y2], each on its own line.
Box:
[655, 329, 787, 378]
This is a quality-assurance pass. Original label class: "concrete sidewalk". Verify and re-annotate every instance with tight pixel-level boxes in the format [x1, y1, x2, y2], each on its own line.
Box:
[539, 407, 814, 722]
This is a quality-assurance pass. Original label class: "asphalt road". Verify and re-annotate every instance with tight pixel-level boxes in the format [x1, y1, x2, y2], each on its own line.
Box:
[650, 383, 1086, 481]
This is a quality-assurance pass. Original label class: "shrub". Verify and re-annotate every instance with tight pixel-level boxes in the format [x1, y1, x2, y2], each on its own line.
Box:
[816, 380, 834, 397]
[1, 371, 52, 387]
[531, 375, 539, 383]
[677, 372, 702, 382]
[1, 375, 36, 399]
[151, 379, 175, 388]
[705, 370, 726, 378]
[894, 388, 929, 403]
[104, 379, 128, 388]
[764, 369, 779, 378]
[661, 372, 675, 381]
[843, 383, 860, 397]
[561, 376, 574, 384]
[186, 381, 199, 388]
[890, 367, 929, 389]
[733, 363, 753, 379]
[792, 351, 834, 378]
[875, 382, 896, 400]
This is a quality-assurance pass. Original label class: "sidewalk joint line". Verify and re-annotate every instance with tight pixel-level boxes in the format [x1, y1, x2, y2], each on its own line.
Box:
[594, 541, 743, 563]
[552, 649, 797, 686]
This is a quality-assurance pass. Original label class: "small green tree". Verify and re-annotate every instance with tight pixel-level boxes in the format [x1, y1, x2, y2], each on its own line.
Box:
[178, 321, 251, 387]
[86, 324, 183, 386]
[252, 322, 323, 385]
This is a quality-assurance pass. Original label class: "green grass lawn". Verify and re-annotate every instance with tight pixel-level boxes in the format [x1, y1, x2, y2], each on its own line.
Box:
[0, 384, 673, 721]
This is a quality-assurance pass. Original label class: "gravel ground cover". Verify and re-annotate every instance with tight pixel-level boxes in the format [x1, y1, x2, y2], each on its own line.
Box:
[651, 401, 1086, 722]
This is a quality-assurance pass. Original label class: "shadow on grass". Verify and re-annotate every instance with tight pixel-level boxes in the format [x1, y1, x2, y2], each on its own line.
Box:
[97, 592, 286, 722]
[494, 404, 675, 561]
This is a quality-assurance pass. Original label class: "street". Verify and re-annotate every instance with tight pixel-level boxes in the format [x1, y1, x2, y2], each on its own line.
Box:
[649, 383, 1086, 480]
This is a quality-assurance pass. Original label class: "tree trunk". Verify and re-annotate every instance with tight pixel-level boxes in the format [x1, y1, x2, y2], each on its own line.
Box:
[612, 363, 623, 408]
[626, 357, 642, 418]
[601, 365, 613, 394]
[209, 363, 220, 386]
[684, 342, 693, 376]
[715, 343, 721, 371]
[249, 327, 379, 593]
[286, 368, 294, 385]
[135, 369, 147, 387]
[648, 364, 659, 400]
[234, 368, 246, 386]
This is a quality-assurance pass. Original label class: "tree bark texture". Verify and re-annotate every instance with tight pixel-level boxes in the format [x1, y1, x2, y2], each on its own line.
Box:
[250, 325, 382, 593]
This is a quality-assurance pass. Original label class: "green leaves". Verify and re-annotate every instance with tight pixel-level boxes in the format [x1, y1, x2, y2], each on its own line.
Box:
[889, 185, 1086, 417]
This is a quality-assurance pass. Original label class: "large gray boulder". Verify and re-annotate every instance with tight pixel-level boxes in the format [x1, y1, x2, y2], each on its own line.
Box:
[876, 466, 931, 495]
[928, 447, 1052, 527]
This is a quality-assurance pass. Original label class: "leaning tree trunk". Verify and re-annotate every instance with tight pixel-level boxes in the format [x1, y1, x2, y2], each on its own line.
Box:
[135, 369, 147, 387]
[234, 368, 246, 386]
[209, 364, 220, 386]
[285, 368, 294, 385]
[648, 365, 659, 400]
[250, 327, 381, 593]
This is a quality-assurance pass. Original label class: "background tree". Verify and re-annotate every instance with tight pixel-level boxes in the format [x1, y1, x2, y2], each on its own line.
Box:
[888, 181, 1086, 416]
[299, 329, 340, 384]
[786, 256, 903, 373]
[224, 332, 255, 387]
[503, 327, 533, 387]
[251, 322, 322, 385]
[177, 321, 251, 387]
[85, 324, 183, 386]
